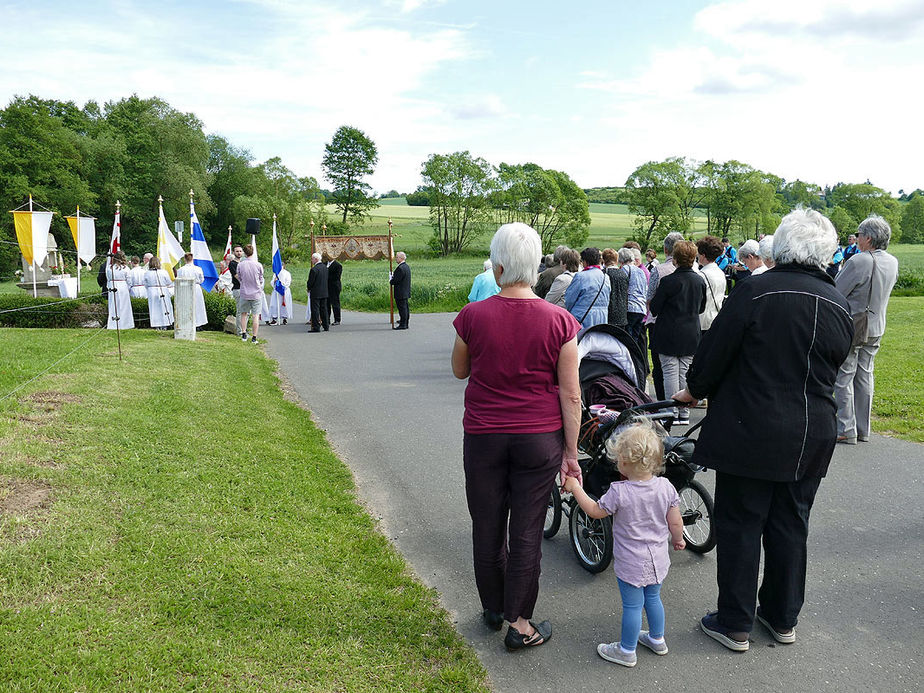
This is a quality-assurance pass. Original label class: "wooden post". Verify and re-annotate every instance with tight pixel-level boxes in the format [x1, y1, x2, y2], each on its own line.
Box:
[388, 218, 394, 327]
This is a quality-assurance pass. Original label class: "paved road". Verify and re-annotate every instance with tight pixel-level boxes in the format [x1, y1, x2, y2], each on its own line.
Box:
[263, 308, 923, 692]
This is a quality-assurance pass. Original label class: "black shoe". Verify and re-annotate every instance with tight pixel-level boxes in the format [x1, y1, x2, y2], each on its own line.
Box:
[309, 328, 321, 333]
[282, 319, 287, 325]
[332, 321, 340, 326]
[482, 609, 504, 632]
[505, 621, 551, 651]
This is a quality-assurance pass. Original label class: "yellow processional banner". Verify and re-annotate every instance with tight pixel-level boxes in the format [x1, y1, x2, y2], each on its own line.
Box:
[312, 234, 393, 261]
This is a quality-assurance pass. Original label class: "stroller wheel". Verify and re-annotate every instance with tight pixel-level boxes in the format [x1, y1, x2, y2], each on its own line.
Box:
[569, 495, 613, 573]
[543, 486, 562, 539]
[677, 479, 716, 553]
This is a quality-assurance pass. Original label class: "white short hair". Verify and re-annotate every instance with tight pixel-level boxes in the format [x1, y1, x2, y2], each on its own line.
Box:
[483, 259, 493, 271]
[396, 251, 406, 262]
[630, 248, 642, 263]
[490, 223, 542, 287]
[758, 235, 774, 261]
[738, 240, 760, 259]
[772, 208, 838, 270]
[617, 247, 635, 265]
[311, 252, 322, 263]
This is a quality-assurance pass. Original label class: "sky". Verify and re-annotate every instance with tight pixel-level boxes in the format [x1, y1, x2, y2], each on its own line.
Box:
[2, 0, 923, 195]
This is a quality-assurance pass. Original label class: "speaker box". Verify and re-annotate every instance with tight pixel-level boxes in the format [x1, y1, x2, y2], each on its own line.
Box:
[246, 218, 261, 236]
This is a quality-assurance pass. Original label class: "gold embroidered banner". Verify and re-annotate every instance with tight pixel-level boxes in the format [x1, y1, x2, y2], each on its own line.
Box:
[313, 234, 393, 261]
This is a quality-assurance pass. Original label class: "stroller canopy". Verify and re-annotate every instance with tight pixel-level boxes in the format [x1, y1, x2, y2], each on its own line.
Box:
[577, 323, 647, 389]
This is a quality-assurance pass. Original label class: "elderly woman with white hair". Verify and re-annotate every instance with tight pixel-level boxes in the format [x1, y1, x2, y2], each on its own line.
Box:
[738, 239, 766, 277]
[834, 215, 899, 444]
[758, 235, 774, 269]
[467, 259, 501, 302]
[452, 222, 582, 651]
[673, 209, 853, 653]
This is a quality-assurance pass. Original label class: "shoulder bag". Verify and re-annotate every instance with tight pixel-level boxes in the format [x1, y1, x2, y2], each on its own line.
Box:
[851, 251, 877, 348]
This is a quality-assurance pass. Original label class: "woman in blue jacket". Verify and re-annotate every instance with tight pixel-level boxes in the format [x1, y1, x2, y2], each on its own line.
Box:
[564, 247, 610, 329]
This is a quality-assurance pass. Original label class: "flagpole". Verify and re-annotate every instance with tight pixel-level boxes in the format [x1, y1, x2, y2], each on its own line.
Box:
[75, 205, 81, 296]
[388, 218, 395, 327]
[29, 194, 37, 298]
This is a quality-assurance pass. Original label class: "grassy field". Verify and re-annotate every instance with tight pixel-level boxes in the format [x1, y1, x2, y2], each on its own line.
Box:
[0, 329, 488, 691]
[868, 297, 924, 442]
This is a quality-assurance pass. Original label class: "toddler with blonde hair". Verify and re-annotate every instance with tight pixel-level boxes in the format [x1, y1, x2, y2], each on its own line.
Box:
[564, 421, 685, 667]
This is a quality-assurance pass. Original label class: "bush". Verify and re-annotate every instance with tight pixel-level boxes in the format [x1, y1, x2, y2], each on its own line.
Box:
[0, 291, 237, 329]
[0, 293, 107, 328]
[893, 268, 924, 297]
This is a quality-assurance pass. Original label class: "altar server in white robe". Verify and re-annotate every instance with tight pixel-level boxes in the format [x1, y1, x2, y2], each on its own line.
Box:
[144, 256, 174, 329]
[176, 253, 208, 328]
[106, 252, 135, 330]
[129, 256, 147, 298]
[268, 263, 293, 324]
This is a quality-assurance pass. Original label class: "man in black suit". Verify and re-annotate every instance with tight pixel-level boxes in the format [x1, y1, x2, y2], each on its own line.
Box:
[324, 252, 343, 325]
[390, 251, 411, 330]
[306, 252, 330, 332]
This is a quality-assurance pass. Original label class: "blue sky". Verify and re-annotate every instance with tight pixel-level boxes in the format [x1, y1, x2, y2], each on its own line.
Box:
[2, 0, 922, 194]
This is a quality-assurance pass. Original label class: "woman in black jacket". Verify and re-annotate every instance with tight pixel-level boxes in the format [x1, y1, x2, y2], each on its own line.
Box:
[649, 240, 705, 425]
[673, 209, 852, 653]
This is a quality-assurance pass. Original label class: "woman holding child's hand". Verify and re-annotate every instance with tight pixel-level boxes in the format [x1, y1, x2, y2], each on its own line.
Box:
[452, 223, 582, 651]
[564, 423, 684, 668]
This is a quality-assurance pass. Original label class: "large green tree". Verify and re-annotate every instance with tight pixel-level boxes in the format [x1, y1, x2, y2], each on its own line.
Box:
[321, 125, 379, 224]
[493, 163, 590, 253]
[900, 195, 924, 244]
[624, 159, 686, 249]
[422, 151, 495, 256]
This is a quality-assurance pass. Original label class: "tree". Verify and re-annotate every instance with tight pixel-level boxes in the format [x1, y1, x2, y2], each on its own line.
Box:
[422, 151, 496, 256]
[493, 163, 590, 253]
[781, 179, 823, 210]
[321, 125, 379, 224]
[624, 160, 685, 249]
[900, 195, 924, 244]
[827, 206, 856, 242]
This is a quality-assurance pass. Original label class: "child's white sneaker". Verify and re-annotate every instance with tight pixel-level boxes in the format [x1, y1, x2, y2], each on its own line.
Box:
[638, 631, 669, 655]
[597, 642, 637, 667]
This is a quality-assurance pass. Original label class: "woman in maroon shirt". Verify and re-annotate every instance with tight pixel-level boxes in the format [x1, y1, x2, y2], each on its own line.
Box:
[452, 222, 583, 650]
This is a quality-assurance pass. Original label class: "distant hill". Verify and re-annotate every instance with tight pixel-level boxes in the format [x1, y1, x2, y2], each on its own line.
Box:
[583, 186, 629, 204]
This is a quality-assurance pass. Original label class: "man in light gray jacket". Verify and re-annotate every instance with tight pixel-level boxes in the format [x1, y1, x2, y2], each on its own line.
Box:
[834, 215, 899, 444]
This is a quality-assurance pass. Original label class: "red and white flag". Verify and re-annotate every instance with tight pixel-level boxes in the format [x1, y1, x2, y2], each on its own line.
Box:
[222, 226, 232, 262]
[107, 208, 121, 267]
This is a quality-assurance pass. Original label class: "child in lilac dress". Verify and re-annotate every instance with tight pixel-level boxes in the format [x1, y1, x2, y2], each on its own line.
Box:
[564, 422, 685, 667]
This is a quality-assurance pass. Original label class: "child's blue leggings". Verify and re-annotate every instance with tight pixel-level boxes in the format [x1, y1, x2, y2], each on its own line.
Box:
[617, 578, 665, 651]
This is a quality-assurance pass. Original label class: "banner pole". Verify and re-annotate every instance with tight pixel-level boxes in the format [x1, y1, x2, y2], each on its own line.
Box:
[388, 218, 394, 327]
[75, 206, 81, 296]
[29, 194, 36, 298]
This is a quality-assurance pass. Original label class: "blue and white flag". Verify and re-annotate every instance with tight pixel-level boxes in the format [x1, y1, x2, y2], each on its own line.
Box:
[190, 199, 219, 292]
[271, 216, 285, 297]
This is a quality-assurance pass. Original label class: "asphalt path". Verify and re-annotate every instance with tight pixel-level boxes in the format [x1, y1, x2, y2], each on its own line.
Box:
[262, 307, 923, 692]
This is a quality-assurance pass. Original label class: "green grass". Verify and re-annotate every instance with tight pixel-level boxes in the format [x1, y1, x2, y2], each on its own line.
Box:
[870, 296, 924, 442]
[0, 329, 488, 691]
[891, 244, 924, 272]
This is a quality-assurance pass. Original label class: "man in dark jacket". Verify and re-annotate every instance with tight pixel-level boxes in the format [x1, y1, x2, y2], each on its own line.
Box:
[306, 252, 329, 332]
[324, 252, 343, 325]
[674, 209, 853, 653]
[533, 245, 568, 299]
[390, 251, 411, 329]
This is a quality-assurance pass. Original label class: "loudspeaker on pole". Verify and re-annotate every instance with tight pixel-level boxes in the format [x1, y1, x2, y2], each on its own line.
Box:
[246, 218, 261, 236]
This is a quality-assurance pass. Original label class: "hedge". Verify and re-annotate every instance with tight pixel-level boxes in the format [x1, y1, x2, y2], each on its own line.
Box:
[0, 291, 238, 330]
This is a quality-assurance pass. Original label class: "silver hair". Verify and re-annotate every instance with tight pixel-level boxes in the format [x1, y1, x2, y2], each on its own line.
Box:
[490, 222, 542, 287]
[630, 248, 642, 263]
[617, 247, 635, 265]
[758, 235, 774, 261]
[553, 245, 568, 262]
[663, 231, 684, 255]
[311, 252, 322, 263]
[396, 251, 406, 261]
[483, 259, 493, 271]
[772, 208, 838, 270]
[738, 240, 760, 259]
[857, 214, 892, 249]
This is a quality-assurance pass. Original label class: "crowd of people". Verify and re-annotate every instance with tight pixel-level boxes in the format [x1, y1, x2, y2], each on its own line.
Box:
[456, 210, 899, 664]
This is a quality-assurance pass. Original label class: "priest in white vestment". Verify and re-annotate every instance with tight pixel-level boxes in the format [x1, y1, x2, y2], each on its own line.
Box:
[106, 252, 135, 330]
[144, 256, 174, 329]
[268, 264, 293, 324]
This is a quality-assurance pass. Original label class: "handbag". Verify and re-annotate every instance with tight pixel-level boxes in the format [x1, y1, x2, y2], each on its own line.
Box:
[850, 251, 876, 348]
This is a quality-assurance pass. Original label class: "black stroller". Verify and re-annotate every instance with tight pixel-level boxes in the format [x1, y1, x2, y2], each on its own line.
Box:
[543, 324, 716, 573]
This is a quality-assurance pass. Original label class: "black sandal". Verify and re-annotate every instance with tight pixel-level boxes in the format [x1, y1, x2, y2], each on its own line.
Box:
[504, 620, 552, 650]
[482, 609, 504, 631]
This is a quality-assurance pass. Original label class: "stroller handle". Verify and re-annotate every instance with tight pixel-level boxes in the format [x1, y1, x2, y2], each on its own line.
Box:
[608, 399, 692, 430]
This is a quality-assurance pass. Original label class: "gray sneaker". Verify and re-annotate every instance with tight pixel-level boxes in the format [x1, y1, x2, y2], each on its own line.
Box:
[597, 642, 637, 667]
[638, 631, 669, 655]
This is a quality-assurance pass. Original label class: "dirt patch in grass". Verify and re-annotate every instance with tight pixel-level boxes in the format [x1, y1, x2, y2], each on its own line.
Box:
[0, 479, 52, 515]
[25, 391, 81, 406]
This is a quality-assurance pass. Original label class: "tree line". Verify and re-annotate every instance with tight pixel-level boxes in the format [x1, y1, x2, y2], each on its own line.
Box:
[0, 95, 373, 275]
